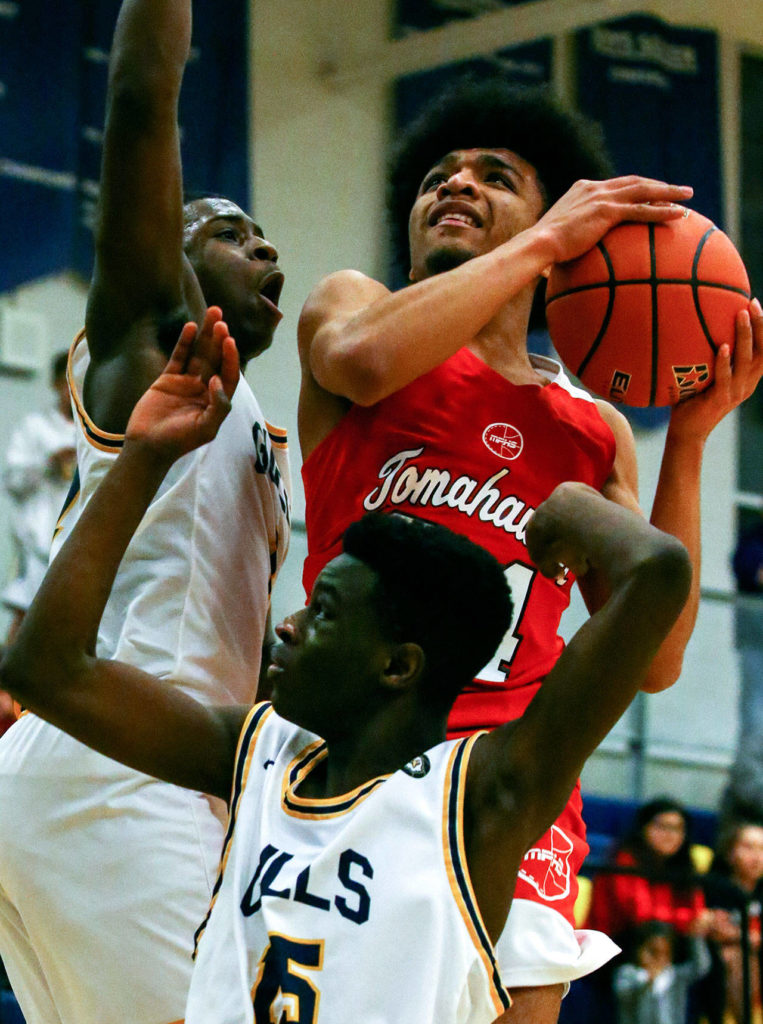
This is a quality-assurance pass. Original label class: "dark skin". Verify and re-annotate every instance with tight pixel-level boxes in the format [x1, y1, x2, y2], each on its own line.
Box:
[83, 0, 283, 436]
[1, 311, 693, 954]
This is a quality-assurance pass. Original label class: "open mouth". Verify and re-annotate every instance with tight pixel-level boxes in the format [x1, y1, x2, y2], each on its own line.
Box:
[259, 272, 285, 310]
[429, 203, 482, 229]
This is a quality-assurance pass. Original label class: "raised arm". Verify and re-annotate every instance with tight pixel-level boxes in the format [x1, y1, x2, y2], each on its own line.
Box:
[0, 312, 243, 800]
[464, 482, 691, 942]
[85, 0, 203, 427]
[579, 300, 763, 691]
[298, 177, 693, 434]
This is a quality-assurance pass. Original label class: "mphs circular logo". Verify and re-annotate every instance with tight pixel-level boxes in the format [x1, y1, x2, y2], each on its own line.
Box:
[482, 422, 524, 461]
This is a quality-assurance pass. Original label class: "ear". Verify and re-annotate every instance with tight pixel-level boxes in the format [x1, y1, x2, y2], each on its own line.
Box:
[381, 642, 425, 694]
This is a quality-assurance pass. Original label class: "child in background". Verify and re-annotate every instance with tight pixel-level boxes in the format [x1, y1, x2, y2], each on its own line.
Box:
[613, 920, 711, 1024]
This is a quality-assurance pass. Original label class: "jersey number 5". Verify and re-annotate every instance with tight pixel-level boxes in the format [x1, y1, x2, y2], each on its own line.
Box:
[253, 934, 324, 1023]
[478, 561, 536, 682]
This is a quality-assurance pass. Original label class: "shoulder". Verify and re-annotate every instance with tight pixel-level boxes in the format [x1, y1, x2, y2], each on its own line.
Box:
[298, 271, 390, 345]
[594, 398, 635, 447]
[592, 398, 641, 507]
[303, 269, 389, 308]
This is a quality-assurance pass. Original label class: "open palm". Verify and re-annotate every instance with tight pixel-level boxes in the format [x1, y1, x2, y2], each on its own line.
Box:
[126, 308, 240, 460]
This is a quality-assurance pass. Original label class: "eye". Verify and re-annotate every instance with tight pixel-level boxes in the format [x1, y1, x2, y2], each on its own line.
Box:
[420, 172, 447, 194]
[216, 227, 239, 241]
[486, 172, 515, 191]
[309, 596, 334, 621]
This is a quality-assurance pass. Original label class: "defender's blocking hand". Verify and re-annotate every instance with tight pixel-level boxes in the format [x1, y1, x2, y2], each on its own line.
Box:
[125, 308, 239, 461]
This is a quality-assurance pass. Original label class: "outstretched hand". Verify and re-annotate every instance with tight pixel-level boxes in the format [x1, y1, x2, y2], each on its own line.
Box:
[537, 175, 694, 267]
[668, 298, 763, 441]
[125, 307, 239, 461]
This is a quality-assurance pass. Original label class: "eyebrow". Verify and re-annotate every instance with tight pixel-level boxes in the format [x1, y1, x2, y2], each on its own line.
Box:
[432, 151, 525, 183]
[311, 579, 341, 602]
[476, 153, 524, 180]
[208, 213, 266, 237]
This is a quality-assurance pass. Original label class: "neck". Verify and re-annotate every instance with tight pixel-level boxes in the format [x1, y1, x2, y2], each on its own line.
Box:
[304, 699, 447, 799]
[468, 287, 547, 385]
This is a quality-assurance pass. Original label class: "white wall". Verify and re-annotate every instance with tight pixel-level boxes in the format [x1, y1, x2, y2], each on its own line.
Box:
[2, 0, 761, 808]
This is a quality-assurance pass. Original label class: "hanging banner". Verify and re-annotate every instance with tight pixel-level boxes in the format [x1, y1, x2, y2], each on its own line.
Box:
[394, 0, 542, 39]
[577, 16, 721, 226]
[0, 0, 250, 294]
[0, 0, 82, 292]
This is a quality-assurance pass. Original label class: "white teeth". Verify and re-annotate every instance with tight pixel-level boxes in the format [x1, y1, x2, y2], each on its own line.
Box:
[436, 212, 475, 226]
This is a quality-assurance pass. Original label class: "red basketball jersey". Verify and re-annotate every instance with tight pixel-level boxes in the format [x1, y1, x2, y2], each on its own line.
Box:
[302, 349, 616, 735]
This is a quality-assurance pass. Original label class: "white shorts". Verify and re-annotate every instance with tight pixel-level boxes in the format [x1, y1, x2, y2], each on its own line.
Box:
[496, 897, 619, 989]
[0, 715, 225, 1024]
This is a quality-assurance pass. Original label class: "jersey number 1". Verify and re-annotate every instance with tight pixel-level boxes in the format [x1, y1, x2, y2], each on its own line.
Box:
[479, 561, 536, 682]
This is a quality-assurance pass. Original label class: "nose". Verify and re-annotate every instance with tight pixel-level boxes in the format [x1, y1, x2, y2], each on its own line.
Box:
[436, 170, 478, 200]
[275, 611, 300, 643]
[250, 237, 279, 263]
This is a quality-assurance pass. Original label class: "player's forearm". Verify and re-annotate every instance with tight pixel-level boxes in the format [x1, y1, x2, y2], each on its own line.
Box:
[90, 0, 191, 352]
[0, 442, 173, 706]
[483, 486, 691, 849]
[513, 536, 691, 848]
[110, 0, 191, 92]
[313, 227, 557, 405]
[640, 426, 704, 692]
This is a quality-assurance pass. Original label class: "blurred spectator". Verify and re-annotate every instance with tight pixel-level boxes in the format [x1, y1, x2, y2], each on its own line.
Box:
[613, 920, 711, 1024]
[1, 350, 74, 736]
[724, 514, 763, 824]
[586, 798, 711, 946]
[2, 350, 75, 645]
[702, 820, 763, 1024]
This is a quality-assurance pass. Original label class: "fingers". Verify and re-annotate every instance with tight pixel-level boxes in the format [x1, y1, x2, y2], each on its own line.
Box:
[730, 298, 763, 391]
[748, 296, 763, 357]
[603, 176, 694, 201]
[610, 179, 693, 222]
[219, 334, 240, 399]
[164, 321, 199, 375]
[201, 374, 234, 438]
[186, 306, 225, 380]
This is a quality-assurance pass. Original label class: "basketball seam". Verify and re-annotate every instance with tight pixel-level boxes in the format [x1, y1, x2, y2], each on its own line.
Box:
[692, 226, 720, 356]
[575, 241, 616, 380]
[545, 278, 750, 302]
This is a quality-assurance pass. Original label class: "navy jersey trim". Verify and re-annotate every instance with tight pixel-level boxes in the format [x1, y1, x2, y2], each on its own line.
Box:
[282, 742, 389, 818]
[193, 702, 273, 956]
[446, 736, 511, 1011]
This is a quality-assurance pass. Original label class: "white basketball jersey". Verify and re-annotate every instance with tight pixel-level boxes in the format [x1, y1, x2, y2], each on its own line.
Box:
[185, 705, 511, 1024]
[51, 331, 291, 706]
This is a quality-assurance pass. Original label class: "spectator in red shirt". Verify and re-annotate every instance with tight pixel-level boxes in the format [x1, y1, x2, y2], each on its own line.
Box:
[586, 798, 711, 946]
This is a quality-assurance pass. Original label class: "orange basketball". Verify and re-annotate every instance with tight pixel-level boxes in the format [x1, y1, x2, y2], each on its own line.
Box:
[545, 211, 751, 407]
